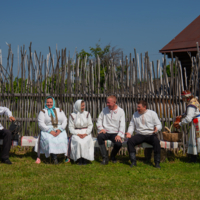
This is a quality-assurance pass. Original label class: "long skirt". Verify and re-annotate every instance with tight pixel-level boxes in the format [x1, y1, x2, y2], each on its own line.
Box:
[70, 129, 94, 161]
[187, 117, 200, 155]
[35, 127, 68, 158]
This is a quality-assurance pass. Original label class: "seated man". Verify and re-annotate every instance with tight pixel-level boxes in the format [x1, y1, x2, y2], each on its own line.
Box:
[0, 106, 15, 164]
[126, 100, 162, 168]
[97, 95, 125, 165]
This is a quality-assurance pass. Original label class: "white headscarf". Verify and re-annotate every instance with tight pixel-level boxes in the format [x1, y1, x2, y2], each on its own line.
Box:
[73, 99, 87, 127]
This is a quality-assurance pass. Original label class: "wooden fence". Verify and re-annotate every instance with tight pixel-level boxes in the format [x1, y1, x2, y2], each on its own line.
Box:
[0, 42, 200, 152]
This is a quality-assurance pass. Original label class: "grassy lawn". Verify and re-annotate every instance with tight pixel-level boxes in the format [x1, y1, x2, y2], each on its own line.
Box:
[0, 150, 200, 200]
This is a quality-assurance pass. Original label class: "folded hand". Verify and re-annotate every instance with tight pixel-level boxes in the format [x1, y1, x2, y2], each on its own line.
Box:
[56, 129, 61, 136]
[50, 131, 57, 137]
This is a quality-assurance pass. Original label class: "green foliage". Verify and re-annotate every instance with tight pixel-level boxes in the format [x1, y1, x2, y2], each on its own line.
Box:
[166, 63, 176, 77]
[89, 43, 110, 60]
[78, 49, 92, 58]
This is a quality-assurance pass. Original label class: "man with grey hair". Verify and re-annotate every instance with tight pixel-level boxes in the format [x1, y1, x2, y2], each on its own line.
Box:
[97, 95, 125, 165]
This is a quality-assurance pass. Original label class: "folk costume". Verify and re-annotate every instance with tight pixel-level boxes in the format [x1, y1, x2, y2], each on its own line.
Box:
[96, 106, 125, 164]
[69, 100, 94, 165]
[127, 109, 162, 168]
[179, 91, 200, 162]
[0, 107, 13, 164]
[34, 97, 68, 162]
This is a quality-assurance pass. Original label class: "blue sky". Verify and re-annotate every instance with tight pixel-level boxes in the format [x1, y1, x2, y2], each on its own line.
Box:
[0, 0, 200, 73]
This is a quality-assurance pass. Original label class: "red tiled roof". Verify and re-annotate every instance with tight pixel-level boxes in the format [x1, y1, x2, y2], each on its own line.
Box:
[160, 15, 200, 53]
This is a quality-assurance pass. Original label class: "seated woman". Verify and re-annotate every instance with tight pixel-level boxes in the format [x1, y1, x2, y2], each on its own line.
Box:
[35, 96, 68, 164]
[69, 99, 94, 165]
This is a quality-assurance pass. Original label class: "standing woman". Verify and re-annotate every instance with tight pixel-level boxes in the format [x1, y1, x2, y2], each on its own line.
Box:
[69, 100, 94, 165]
[35, 96, 68, 164]
[174, 90, 200, 163]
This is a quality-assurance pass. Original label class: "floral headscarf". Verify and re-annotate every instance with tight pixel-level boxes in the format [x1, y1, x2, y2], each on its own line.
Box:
[45, 96, 56, 118]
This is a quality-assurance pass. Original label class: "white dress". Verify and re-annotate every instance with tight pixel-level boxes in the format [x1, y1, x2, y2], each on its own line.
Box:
[69, 111, 94, 161]
[180, 106, 200, 155]
[34, 107, 68, 158]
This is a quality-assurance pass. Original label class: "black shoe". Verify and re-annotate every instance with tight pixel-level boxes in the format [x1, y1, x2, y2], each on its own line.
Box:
[111, 157, 117, 163]
[155, 163, 161, 168]
[99, 144, 108, 165]
[110, 147, 119, 163]
[154, 153, 161, 169]
[193, 155, 197, 163]
[129, 152, 136, 167]
[189, 155, 197, 163]
[77, 158, 83, 165]
[82, 158, 87, 165]
[53, 159, 59, 165]
[188, 154, 193, 163]
[2, 159, 12, 165]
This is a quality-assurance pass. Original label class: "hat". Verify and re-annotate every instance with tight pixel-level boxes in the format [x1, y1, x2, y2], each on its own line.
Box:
[181, 90, 191, 98]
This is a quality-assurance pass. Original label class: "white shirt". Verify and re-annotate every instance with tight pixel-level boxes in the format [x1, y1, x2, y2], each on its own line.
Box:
[127, 109, 162, 135]
[38, 107, 67, 133]
[69, 111, 93, 135]
[96, 106, 125, 138]
[180, 106, 200, 126]
[0, 106, 12, 130]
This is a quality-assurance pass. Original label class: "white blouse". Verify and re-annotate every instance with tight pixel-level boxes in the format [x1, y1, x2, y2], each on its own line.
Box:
[38, 107, 67, 132]
[180, 106, 200, 126]
[69, 111, 93, 135]
[0, 106, 12, 130]
[127, 109, 162, 136]
[96, 106, 126, 138]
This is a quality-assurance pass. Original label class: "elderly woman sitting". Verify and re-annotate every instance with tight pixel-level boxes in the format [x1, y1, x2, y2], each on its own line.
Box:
[69, 100, 94, 165]
[35, 96, 68, 164]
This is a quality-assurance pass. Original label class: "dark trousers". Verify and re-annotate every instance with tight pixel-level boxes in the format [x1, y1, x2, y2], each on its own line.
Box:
[0, 129, 12, 160]
[97, 133, 122, 152]
[127, 134, 161, 155]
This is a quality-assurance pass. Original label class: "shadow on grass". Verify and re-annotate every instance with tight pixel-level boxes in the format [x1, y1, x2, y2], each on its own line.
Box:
[1, 146, 198, 165]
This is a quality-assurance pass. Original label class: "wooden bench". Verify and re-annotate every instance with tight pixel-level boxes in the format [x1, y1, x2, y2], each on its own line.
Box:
[20, 136, 181, 162]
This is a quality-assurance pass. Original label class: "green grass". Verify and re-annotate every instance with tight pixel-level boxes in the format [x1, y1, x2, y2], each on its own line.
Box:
[0, 150, 200, 200]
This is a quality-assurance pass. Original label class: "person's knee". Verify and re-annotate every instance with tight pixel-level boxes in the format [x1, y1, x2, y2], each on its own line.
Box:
[114, 142, 122, 148]
[127, 138, 135, 147]
[4, 129, 12, 138]
[153, 136, 160, 146]
[97, 133, 105, 144]
[97, 133, 104, 140]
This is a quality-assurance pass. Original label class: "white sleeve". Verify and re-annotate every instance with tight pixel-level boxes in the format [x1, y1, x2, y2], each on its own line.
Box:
[38, 111, 52, 133]
[68, 115, 77, 135]
[58, 111, 67, 131]
[127, 115, 135, 135]
[180, 106, 196, 125]
[86, 113, 93, 135]
[117, 110, 125, 138]
[96, 111, 104, 132]
[0, 106, 12, 117]
[153, 112, 162, 132]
